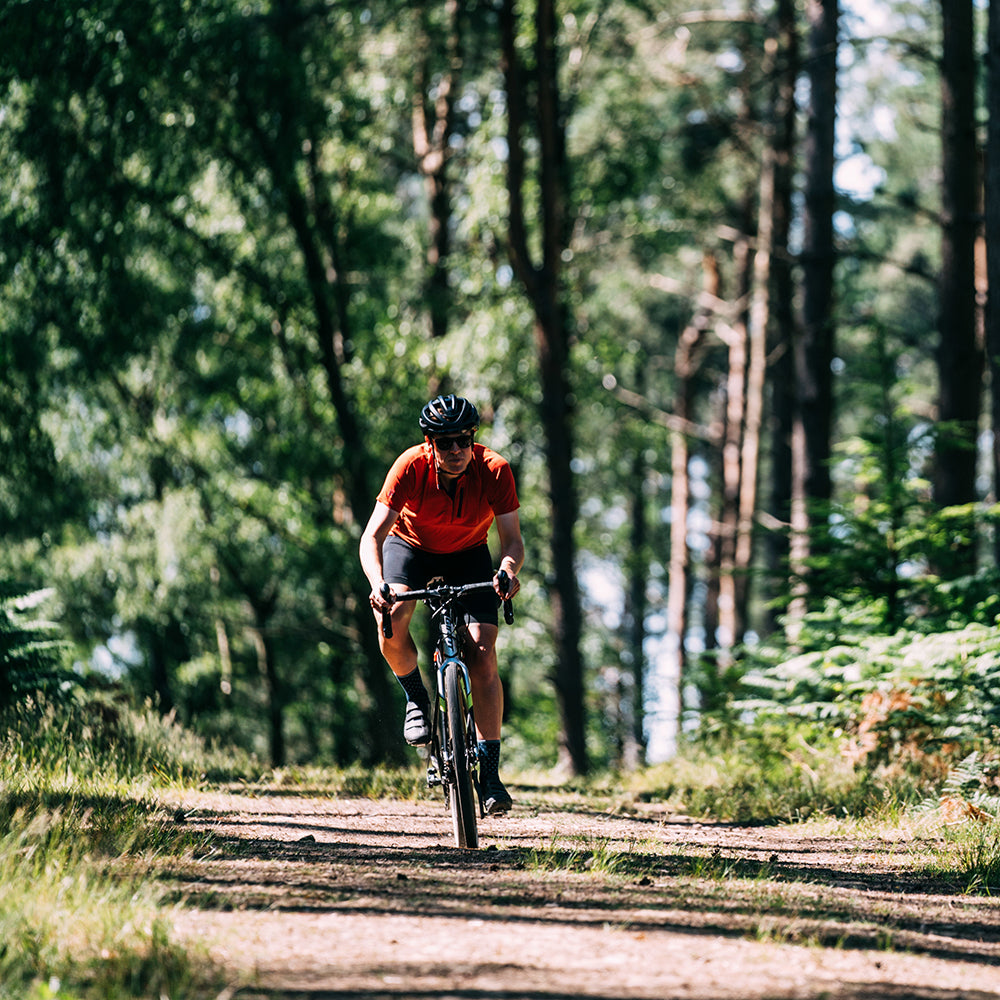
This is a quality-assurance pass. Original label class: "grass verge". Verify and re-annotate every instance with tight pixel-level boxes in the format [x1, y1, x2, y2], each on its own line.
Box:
[0, 699, 228, 999]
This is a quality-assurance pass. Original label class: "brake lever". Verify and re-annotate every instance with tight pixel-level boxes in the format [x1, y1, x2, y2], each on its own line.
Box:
[497, 569, 515, 625]
[380, 582, 394, 638]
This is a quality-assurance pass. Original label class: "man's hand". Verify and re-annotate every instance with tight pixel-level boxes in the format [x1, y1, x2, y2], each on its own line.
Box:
[370, 581, 395, 613]
[494, 569, 520, 599]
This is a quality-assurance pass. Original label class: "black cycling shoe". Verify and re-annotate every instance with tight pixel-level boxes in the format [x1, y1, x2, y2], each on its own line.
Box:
[481, 776, 512, 815]
[403, 701, 431, 746]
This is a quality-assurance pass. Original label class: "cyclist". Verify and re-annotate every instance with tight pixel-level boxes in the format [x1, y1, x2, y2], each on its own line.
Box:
[359, 394, 524, 815]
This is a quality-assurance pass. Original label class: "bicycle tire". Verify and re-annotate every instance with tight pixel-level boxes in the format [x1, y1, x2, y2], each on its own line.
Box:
[443, 660, 479, 849]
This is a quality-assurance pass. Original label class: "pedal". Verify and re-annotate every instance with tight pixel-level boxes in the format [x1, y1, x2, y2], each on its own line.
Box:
[426, 755, 442, 787]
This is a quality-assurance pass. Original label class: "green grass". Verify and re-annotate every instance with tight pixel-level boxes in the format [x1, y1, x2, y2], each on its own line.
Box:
[0, 698, 228, 999]
[939, 822, 1000, 894]
[680, 846, 778, 881]
[516, 834, 662, 879]
[256, 761, 433, 799]
[0, 797, 221, 999]
[0, 695, 446, 997]
[619, 745, 921, 825]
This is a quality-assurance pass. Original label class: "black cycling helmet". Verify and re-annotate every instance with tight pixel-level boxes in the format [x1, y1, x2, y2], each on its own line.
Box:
[419, 394, 480, 436]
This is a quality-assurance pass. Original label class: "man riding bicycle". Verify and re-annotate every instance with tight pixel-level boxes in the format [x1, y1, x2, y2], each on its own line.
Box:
[359, 394, 524, 815]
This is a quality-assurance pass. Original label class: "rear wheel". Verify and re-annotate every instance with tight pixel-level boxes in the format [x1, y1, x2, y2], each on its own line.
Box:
[443, 660, 478, 849]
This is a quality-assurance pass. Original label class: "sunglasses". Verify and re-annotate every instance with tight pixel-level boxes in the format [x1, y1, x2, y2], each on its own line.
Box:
[433, 433, 474, 451]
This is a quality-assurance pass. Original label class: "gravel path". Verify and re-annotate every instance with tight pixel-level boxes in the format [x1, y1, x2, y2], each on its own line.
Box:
[166, 790, 1000, 999]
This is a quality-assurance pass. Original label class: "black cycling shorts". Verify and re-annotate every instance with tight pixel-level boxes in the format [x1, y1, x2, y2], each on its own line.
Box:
[382, 536, 499, 626]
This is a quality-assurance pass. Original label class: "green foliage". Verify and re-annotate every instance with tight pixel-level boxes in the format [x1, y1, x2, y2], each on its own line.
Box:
[0, 588, 74, 710]
[790, 316, 1000, 629]
[695, 618, 1000, 826]
[638, 723, 907, 825]
[918, 753, 1000, 893]
[680, 847, 777, 882]
[0, 841, 201, 1000]
[740, 619, 1000, 737]
[677, 565, 1000, 822]
[819, 478, 1000, 631]
[919, 751, 1000, 824]
[0, 0, 992, 777]
[1, 693, 262, 793]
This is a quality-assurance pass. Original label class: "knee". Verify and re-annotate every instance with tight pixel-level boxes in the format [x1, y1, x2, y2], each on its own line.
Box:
[376, 604, 413, 641]
[468, 646, 499, 677]
[380, 628, 412, 655]
[379, 620, 415, 660]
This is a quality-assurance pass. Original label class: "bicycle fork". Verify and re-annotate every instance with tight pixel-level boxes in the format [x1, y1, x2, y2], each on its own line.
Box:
[426, 625, 480, 807]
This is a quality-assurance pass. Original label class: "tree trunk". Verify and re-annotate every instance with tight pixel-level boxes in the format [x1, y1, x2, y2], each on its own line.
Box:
[412, 0, 461, 341]
[737, 149, 775, 640]
[147, 625, 174, 712]
[733, 4, 795, 641]
[716, 230, 752, 650]
[255, 45, 400, 762]
[666, 414, 690, 743]
[796, 0, 838, 609]
[501, 0, 587, 775]
[668, 255, 718, 743]
[935, 0, 982, 576]
[988, 0, 1000, 567]
[623, 363, 648, 770]
[249, 593, 284, 768]
[765, 0, 799, 631]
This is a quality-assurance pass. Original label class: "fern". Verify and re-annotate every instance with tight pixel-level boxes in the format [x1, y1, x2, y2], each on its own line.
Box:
[733, 619, 1000, 798]
[0, 587, 74, 709]
[919, 752, 1000, 820]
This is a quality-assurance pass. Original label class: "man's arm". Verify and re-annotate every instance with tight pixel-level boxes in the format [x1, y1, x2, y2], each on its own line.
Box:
[493, 509, 524, 597]
[359, 501, 400, 610]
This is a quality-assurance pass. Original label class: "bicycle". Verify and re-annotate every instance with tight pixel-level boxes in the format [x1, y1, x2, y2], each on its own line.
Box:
[380, 572, 514, 849]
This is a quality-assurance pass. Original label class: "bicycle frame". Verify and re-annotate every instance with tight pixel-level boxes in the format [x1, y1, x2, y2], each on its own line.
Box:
[425, 591, 480, 837]
[380, 574, 512, 848]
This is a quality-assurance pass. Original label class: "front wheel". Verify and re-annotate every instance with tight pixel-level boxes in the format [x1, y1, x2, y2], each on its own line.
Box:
[443, 660, 478, 849]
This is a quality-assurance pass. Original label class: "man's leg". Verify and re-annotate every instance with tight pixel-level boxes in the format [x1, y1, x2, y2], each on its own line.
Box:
[465, 623, 502, 738]
[466, 623, 511, 813]
[376, 592, 418, 676]
[375, 593, 431, 745]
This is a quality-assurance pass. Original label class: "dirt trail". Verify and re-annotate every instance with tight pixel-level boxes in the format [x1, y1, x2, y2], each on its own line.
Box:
[167, 790, 1000, 999]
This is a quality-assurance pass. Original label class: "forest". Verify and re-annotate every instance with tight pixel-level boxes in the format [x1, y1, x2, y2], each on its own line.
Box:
[2, 0, 1000, 790]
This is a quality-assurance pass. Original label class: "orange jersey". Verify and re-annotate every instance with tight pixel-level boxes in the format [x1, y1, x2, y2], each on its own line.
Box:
[377, 442, 519, 554]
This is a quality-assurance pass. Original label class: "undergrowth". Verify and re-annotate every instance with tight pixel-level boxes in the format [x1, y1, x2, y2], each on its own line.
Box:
[948, 823, 1000, 894]
[621, 727, 921, 825]
[0, 698, 228, 999]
